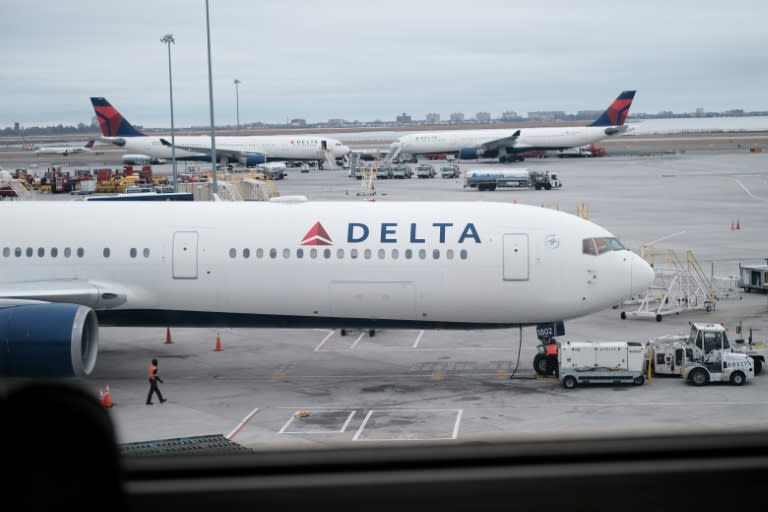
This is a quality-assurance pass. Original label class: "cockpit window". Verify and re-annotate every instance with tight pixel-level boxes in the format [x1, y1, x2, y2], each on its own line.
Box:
[582, 237, 626, 255]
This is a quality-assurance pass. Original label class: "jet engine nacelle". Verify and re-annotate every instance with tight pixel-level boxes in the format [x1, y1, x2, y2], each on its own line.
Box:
[459, 147, 481, 159]
[239, 154, 268, 167]
[0, 303, 98, 377]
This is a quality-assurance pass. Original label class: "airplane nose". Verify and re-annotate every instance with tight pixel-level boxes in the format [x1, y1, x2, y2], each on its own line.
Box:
[333, 145, 350, 158]
[630, 253, 655, 297]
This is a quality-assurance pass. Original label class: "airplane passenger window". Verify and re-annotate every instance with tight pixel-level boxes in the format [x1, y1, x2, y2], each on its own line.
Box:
[364, 249, 372, 259]
[51, 248, 58, 258]
[392, 249, 399, 259]
[419, 249, 426, 260]
[2, 247, 7, 257]
[323, 249, 331, 259]
[130, 248, 137, 258]
[103, 248, 110, 258]
[77, 248, 84, 258]
[460, 249, 468, 260]
[296, 248, 304, 259]
[64, 248, 71, 258]
[337, 249, 344, 259]
[37, 247, 45, 257]
[433, 249, 440, 259]
[14, 247, 21, 257]
[310, 249, 317, 259]
[270, 249, 278, 259]
[405, 249, 413, 259]
[582, 239, 598, 255]
[378, 249, 385, 259]
[350, 249, 358, 259]
[243, 249, 250, 258]
[256, 248, 264, 259]
[284, 249, 291, 259]
[447, 249, 454, 260]
[229, 248, 236, 258]
[26, 247, 33, 257]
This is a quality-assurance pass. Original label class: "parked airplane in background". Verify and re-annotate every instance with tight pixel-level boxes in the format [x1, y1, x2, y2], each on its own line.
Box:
[388, 90, 636, 163]
[90, 97, 351, 169]
[33, 140, 94, 156]
[0, 199, 653, 378]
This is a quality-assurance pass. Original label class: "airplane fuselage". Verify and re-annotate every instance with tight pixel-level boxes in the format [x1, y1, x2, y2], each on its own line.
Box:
[1, 200, 652, 328]
[396, 126, 617, 156]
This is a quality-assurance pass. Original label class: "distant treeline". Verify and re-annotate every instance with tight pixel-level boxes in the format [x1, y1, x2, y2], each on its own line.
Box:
[2, 123, 100, 137]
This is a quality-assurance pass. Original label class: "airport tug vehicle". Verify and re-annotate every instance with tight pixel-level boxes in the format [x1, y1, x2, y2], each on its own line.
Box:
[679, 323, 755, 386]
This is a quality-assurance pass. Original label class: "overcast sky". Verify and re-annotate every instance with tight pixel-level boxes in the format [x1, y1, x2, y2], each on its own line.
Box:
[2, 0, 767, 129]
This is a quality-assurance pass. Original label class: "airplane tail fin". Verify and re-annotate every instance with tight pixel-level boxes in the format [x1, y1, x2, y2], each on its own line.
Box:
[588, 90, 636, 127]
[90, 97, 146, 137]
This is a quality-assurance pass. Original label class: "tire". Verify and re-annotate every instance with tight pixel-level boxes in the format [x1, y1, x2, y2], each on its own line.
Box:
[533, 353, 551, 376]
[621, 311, 627, 320]
[633, 375, 645, 386]
[753, 358, 763, 376]
[689, 368, 708, 386]
[656, 314, 663, 322]
[340, 328, 347, 336]
[730, 371, 746, 386]
[562, 375, 577, 389]
[368, 329, 376, 337]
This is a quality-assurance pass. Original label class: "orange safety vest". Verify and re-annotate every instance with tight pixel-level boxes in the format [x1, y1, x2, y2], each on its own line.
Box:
[148, 364, 157, 381]
[545, 343, 558, 356]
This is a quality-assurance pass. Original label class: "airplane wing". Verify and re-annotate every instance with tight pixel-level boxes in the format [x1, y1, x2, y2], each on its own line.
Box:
[159, 138, 263, 162]
[478, 130, 521, 152]
[0, 280, 127, 309]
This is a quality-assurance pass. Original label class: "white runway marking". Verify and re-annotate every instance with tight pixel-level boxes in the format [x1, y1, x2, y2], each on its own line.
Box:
[226, 407, 261, 440]
[734, 179, 766, 201]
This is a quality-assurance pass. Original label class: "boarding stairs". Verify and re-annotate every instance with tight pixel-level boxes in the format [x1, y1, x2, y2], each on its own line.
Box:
[622, 249, 717, 322]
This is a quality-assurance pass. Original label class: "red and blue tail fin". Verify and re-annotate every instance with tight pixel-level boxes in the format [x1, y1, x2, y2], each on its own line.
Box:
[90, 97, 146, 137]
[588, 90, 636, 127]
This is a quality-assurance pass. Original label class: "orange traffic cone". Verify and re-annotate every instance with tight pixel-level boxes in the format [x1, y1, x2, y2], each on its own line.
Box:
[215, 333, 222, 352]
[731, 220, 735, 230]
[101, 384, 113, 408]
[165, 327, 173, 344]
[736, 219, 741, 230]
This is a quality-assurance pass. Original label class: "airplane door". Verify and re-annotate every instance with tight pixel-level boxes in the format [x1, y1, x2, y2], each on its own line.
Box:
[173, 231, 198, 279]
[503, 234, 529, 281]
[321, 140, 328, 151]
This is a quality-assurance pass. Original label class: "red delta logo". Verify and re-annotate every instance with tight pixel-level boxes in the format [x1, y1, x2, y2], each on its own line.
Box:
[301, 222, 333, 246]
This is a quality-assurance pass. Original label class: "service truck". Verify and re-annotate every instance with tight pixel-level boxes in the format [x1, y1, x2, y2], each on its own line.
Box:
[558, 340, 648, 389]
[463, 168, 561, 191]
[651, 322, 764, 378]
[738, 260, 768, 293]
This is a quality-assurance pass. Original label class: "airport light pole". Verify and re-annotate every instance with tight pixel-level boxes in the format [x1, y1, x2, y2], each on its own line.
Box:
[205, 0, 218, 194]
[234, 79, 240, 134]
[160, 33, 177, 192]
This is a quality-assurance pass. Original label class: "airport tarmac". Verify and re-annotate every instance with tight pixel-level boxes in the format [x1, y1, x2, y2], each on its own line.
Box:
[3, 142, 768, 451]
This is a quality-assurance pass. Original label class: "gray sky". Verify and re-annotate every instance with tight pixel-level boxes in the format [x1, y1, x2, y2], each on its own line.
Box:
[2, 0, 767, 128]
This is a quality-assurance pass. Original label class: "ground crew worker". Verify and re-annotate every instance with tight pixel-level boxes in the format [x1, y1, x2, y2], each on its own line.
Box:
[545, 338, 559, 378]
[146, 358, 166, 405]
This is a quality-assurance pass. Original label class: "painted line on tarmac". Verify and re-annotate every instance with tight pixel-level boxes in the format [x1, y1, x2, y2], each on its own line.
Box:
[226, 407, 261, 440]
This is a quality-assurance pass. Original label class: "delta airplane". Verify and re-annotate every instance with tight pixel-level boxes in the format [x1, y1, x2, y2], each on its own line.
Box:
[90, 97, 351, 169]
[33, 140, 94, 156]
[0, 199, 654, 378]
[388, 90, 636, 162]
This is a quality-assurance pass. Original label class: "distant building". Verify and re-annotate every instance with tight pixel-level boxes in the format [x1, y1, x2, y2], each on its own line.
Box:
[576, 110, 602, 120]
[290, 118, 307, 126]
[328, 118, 345, 127]
[449, 112, 465, 123]
[475, 112, 491, 123]
[528, 111, 566, 121]
[425, 113, 440, 123]
[694, 108, 704, 117]
[396, 113, 412, 123]
[500, 111, 519, 121]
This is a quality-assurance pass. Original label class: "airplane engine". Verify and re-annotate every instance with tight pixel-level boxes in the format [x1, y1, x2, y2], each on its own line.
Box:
[240, 154, 268, 167]
[458, 147, 481, 159]
[0, 303, 98, 377]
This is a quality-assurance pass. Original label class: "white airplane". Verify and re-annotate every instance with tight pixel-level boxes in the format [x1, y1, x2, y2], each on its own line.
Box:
[388, 91, 636, 163]
[0, 199, 653, 378]
[90, 97, 351, 169]
[33, 140, 94, 156]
